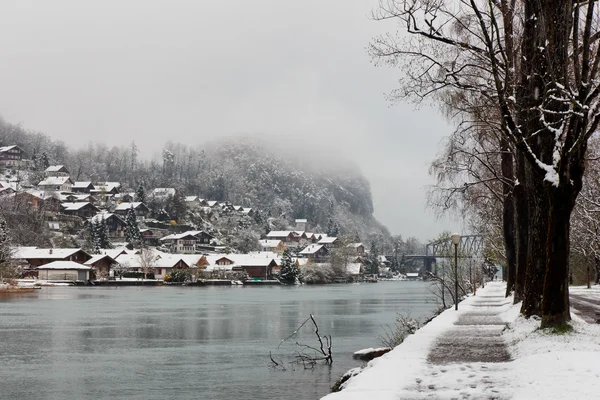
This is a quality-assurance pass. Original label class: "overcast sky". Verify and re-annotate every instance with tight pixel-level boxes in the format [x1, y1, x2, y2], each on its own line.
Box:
[0, 0, 458, 241]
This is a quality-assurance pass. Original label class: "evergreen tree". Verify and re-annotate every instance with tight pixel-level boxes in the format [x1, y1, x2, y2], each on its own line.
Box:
[87, 220, 101, 254]
[278, 249, 299, 284]
[40, 152, 50, 169]
[124, 208, 143, 247]
[135, 182, 146, 203]
[0, 215, 13, 279]
[97, 217, 112, 249]
[172, 190, 187, 222]
[368, 240, 380, 275]
[327, 218, 340, 237]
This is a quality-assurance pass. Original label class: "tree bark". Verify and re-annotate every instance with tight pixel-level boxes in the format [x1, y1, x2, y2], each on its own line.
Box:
[541, 188, 572, 328]
[513, 152, 528, 303]
[501, 138, 516, 298]
[521, 166, 548, 317]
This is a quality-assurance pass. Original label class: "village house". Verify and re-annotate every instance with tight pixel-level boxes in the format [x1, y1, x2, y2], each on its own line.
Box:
[44, 165, 70, 177]
[266, 231, 298, 242]
[318, 236, 338, 248]
[0, 145, 26, 167]
[91, 182, 121, 196]
[84, 254, 118, 279]
[114, 192, 134, 203]
[90, 212, 127, 238]
[114, 202, 150, 218]
[295, 218, 307, 231]
[14, 247, 92, 269]
[140, 228, 159, 246]
[241, 207, 254, 216]
[151, 187, 176, 200]
[206, 200, 220, 209]
[230, 255, 277, 279]
[14, 190, 61, 213]
[37, 261, 92, 282]
[61, 202, 100, 218]
[185, 196, 202, 209]
[159, 231, 214, 253]
[72, 181, 95, 193]
[259, 239, 286, 254]
[154, 256, 193, 280]
[299, 244, 330, 262]
[38, 176, 73, 192]
[347, 242, 366, 256]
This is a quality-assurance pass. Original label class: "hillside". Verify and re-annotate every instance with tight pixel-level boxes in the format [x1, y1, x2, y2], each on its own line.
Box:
[0, 118, 390, 244]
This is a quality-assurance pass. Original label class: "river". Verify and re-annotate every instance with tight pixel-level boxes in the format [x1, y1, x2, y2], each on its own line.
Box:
[0, 281, 438, 400]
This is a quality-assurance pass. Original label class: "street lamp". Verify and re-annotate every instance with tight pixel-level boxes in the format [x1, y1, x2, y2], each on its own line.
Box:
[451, 233, 461, 311]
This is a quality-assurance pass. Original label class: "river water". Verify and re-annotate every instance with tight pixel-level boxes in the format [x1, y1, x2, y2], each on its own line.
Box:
[0, 281, 437, 400]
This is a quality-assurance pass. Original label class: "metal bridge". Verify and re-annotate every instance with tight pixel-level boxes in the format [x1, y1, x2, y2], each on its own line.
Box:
[400, 235, 485, 274]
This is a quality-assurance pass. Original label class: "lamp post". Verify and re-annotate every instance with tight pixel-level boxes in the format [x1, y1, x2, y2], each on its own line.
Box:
[451, 233, 461, 311]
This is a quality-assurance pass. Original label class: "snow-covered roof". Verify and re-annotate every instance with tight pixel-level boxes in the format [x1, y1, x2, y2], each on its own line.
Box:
[185, 196, 198, 202]
[91, 182, 120, 192]
[37, 261, 91, 270]
[207, 200, 219, 207]
[45, 165, 68, 173]
[0, 145, 19, 153]
[114, 202, 146, 211]
[72, 181, 93, 189]
[84, 254, 116, 266]
[13, 247, 88, 260]
[266, 231, 293, 238]
[0, 181, 17, 190]
[300, 244, 325, 255]
[318, 236, 338, 244]
[160, 230, 206, 241]
[259, 239, 282, 248]
[295, 219, 308, 223]
[241, 207, 253, 214]
[22, 189, 58, 200]
[61, 202, 97, 211]
[38, 176, 72, 186]
[101, 248, 128, 260]
[152, 188, 176, 197]
[90, 212, 124, 224]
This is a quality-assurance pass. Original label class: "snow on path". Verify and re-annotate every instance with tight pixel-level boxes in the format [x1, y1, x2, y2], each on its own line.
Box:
[323, 282, 600, 400]
[322, 282, 512, 400]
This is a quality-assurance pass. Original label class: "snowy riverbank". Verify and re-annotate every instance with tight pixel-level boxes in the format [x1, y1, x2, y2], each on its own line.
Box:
[323, 282, 600, 400]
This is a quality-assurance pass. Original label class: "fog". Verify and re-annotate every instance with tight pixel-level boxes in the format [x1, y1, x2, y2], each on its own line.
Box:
[0, 0, 456, 240]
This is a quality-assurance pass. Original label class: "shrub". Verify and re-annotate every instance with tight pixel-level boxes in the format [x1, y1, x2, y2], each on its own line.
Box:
[164, 268, 192, 283]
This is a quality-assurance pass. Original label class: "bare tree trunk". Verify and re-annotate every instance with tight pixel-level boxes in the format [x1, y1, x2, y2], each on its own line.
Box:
[541, 188, 573, 328]
[513, 153, 528, 303]
[521, 167, 547, 317]
[501, 138, 516, 297]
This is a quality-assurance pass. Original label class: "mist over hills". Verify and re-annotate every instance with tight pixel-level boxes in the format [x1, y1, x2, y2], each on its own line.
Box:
[0, 117, 390, 242]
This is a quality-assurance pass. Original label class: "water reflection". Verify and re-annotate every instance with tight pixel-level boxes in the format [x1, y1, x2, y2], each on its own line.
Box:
[0, 282, 437, 400]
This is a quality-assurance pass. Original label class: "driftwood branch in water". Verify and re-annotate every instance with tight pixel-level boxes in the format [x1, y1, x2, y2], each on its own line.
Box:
[270, 313, 333, 370]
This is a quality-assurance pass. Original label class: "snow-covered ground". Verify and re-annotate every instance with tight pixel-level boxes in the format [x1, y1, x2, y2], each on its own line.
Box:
[570, 284, 600, 300]
[323, 282, 600, 400]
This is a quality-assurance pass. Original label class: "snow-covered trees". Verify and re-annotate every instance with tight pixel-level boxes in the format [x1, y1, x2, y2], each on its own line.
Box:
[279, 249, 299, 284]
[0, 214, 13, 280]
[135, 182, 146, 203]
[86, 217, 112, 253]
[371, 0, 600, 328]
[124, 208, 142, 247]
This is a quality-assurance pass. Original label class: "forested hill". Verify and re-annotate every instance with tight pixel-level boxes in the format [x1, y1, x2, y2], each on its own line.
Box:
[0, 118, 390, 241]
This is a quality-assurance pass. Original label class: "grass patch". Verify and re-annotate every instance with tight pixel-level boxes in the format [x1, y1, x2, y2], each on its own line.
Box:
[551, 322, 574, 335]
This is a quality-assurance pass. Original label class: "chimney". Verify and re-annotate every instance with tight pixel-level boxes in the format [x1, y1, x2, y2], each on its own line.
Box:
[49, 249, 53, 254]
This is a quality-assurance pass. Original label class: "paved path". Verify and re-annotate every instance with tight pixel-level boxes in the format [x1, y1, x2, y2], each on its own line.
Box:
[570, 293, 600, 324]
[397, 283, 512, 400]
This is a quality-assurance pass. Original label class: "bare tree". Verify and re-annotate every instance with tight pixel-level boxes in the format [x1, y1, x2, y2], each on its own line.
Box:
[137, 248, 157, 280]
[371, 0, 600, 328]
